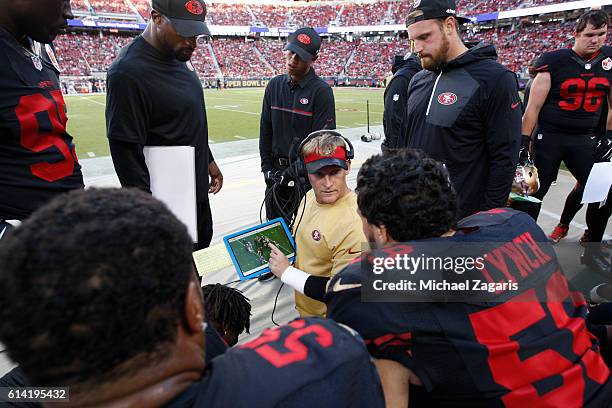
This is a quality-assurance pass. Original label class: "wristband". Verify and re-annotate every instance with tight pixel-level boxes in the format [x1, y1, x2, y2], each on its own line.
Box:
[520, 135, 531, 147]
[280, 266, 310, 294]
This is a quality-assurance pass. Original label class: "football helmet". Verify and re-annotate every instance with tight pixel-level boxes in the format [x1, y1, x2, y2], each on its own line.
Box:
[511, 160, 540, 197]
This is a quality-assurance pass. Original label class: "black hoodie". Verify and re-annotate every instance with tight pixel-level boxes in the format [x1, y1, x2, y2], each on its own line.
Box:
[401, 43, 521, 218]
[382, 54, 422, 150]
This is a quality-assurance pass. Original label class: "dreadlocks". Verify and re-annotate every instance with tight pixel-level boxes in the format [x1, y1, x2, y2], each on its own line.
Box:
[202, 284, 251, 346]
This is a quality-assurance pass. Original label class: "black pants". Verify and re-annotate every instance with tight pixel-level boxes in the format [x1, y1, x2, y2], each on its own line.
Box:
[586, 189, 612, 243]
[527, 130, 596, 221]
[195, 197, 213, 251]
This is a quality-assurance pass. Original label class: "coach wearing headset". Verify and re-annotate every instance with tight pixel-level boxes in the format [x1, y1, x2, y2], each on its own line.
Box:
[268, 131, 365, 318]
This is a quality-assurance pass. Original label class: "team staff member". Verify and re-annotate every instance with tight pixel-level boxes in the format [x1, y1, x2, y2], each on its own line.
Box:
[325, 149, 612, 407]
[259, 27, 336, 223]
[381, 52, 421, 151]
[268, 131, 365, 317]
[522, 10, 610, 272]
[401, 0, 521, 218]
[0, 0, 84, 237]
[106, 0, 222, 250]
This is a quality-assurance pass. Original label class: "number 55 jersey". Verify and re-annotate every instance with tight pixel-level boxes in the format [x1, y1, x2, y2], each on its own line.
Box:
[325, 209, 611, 407]
[0, 27, 83, 221]
[534, 45, 611, 136]
[166, 317, 385, 407]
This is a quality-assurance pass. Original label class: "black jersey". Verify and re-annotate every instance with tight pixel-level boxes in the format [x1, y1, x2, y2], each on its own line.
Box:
[325, 209, 611, 407]
[0, 28, 84, 220]
[166, 317, 385, 407]
[534, 46, 612, 135]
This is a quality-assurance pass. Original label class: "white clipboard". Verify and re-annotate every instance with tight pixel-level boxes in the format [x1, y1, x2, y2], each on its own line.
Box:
[581, 162, 612, 206]
[144, 146, 198, 242]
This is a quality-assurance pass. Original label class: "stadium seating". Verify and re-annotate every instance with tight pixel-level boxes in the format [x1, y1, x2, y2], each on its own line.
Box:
[341, 2, 388, 26]
[131, 0, 151, 19]
[251, 5, 291, 27]
[292, 4, 339, 27]
[346, 39, 409, 78]
[70, 0, 90, 12]
[77, 0, 579, 24]
[466, 20, 574, 72]
[213, 38, 274, 78]
[54, 17, 581, 80]
[207, 3, 253, 26]
[89, 0, 133, 14]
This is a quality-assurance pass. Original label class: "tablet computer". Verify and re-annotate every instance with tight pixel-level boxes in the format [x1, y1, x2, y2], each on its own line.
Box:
[223, 218, 296, 281]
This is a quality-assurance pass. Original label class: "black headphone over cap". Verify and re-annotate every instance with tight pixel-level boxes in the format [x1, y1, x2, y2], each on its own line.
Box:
[295, 130, 354, 178]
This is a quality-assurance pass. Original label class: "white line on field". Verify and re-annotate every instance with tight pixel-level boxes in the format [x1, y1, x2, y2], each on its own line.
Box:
[76, 96, 105, 106]
[336, 125, 349, 128]
[354, 123, 367, 126]
[234, 135, 246, 139]
[211, 107, 259, 116]
[209, 139, 216, 143]
[87, 152, 96, 157]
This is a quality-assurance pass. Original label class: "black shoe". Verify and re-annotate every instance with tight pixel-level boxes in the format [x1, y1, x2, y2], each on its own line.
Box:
[258, 272, 276, 282]
[581, 246, 611, 275]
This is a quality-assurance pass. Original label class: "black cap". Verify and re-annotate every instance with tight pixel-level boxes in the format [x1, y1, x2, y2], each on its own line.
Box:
[406, 0, 470, 26]
[152, 0, 211, 37]
[306, 157, 348, 174]
[284, 27, 321, 62]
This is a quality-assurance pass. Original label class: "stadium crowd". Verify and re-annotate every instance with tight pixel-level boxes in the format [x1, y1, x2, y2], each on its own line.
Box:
[74, 0, 576, 26]
[53, 19, 585, 80]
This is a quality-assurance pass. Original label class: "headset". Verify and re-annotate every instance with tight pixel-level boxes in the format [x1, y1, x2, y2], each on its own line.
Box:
[293, 129, 355, 180]
[261, 130, 355, 326]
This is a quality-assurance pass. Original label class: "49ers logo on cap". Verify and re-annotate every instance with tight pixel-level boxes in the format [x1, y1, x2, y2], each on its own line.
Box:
[437, 92, 457, 106]
[185, 0, 204, 15]
[297, 34, 311, 45]
[603, 57, 612, 71]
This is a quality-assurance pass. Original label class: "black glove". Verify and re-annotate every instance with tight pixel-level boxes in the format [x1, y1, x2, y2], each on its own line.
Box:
[518, 135, 532, 165]
[264, 169, 294, 187]
[264, 170, 280, 187]
[593, 131, 612, 162]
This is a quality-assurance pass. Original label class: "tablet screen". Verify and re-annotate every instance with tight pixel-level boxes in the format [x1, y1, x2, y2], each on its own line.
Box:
[224, 219, 296, 279]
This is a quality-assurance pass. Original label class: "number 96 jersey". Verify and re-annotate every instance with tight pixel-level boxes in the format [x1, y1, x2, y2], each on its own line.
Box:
[0, 27, 83, 220]
[534, 45, 611, 136]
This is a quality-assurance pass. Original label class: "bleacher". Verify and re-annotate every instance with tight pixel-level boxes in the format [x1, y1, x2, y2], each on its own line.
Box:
[55, 0, 607, 81]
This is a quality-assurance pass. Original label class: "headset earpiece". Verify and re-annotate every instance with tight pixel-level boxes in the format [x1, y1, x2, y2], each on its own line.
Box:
[296, 130, 354, 178]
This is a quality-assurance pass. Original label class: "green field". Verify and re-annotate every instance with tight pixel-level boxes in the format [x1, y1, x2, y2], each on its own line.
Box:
[65, 87, 385, 158]
[228, 223, 295, 276]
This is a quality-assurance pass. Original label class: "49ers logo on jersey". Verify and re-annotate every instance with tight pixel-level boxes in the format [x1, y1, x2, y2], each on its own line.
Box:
[300, 98, 309, 105]
[185, 0, 204, 15]
[602, 57, 612, 71]
[437, 92, 457, 105]
[312, 229, 321, 242]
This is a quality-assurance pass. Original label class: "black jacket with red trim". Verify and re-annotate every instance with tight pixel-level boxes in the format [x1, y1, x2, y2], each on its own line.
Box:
[259, 68, 335, 172]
